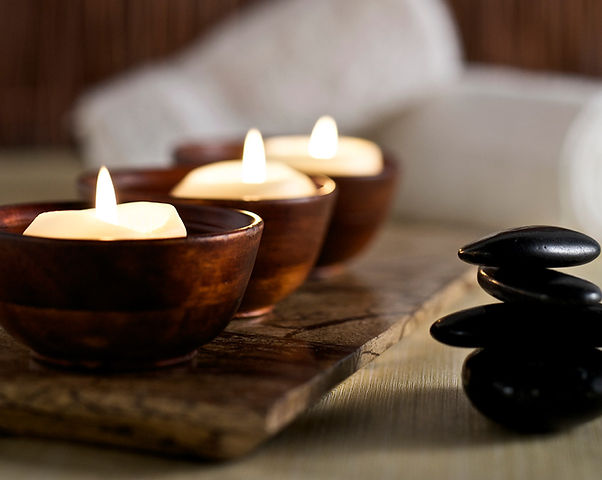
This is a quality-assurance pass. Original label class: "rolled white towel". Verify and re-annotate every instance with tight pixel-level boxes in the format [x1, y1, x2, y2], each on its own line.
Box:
[561, 92, 602, 239]
[374, 67, 602, 233]
[73, 0, 461, 168]
[74, 67, 247, 168]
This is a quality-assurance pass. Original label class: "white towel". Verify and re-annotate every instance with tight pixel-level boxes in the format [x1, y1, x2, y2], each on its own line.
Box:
[374, 67, 602, 234]
[73, 0, 461, 168]
[561, 92, 602, 238]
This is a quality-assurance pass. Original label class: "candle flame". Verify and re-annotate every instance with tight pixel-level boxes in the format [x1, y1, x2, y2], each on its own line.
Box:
[308, 115, 338, 159]
[95, 166, 119, 224]
[242, 128, 267, 184]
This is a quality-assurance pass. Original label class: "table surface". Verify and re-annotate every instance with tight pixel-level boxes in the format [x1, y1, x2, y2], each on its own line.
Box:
[3, 285, 602, 480]
[2, 151, 602, 479]
[0, 220, 474, 460]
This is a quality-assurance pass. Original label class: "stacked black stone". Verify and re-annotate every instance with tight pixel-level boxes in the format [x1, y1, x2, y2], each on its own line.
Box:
[430, 226, 602, 432]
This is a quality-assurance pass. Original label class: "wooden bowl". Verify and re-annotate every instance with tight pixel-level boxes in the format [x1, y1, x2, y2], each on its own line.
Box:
[174, 140, 244, 166]
[77, 170, 337, 317]
[313, 156, 399, 275]
[0, 202, 263, 370]
[174, 140, 400, 275]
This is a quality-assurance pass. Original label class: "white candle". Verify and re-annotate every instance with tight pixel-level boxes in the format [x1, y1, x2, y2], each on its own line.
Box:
[264, 116, 383, 177]
[24, 167, 187, 240]
[171, 129, 317, 200]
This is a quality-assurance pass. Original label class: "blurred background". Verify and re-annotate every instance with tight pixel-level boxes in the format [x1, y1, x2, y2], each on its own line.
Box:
[1, 0, 602, 232]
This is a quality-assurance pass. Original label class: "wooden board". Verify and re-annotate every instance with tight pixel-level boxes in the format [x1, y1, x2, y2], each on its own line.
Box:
[0, 223, 478, 459]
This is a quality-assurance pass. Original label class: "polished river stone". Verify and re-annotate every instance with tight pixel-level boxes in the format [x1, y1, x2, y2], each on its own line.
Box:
[462, 348, 602, 432]
[430, 303, 602, 347]
[458, 226, 600, 268]
[477, 266, 602, 305]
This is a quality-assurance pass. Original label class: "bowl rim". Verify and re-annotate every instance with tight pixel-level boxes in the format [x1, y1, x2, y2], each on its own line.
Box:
[0, 201, 263, 246]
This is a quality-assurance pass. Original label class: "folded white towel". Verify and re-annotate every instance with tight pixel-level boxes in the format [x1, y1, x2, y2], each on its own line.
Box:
[73, 0, 461, 168]
[374, 67, 602, 234]
[561, 92, 602, 238]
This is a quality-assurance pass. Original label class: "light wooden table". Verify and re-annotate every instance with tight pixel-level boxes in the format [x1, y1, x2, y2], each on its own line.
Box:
[1, 286, 602, 479]
[0, 149, 82, 205]
[1, 150, 602, 479]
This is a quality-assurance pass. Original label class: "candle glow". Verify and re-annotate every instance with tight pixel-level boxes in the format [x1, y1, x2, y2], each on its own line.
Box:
[23, 168, 186, 240]
[264, 116, 383, 177]
[171, 129, 317, 200]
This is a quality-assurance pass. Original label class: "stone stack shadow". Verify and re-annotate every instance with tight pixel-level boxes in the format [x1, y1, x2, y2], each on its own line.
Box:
[430, 226, 602, 432]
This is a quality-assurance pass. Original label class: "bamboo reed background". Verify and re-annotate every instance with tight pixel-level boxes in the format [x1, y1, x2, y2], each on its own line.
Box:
[446, 0, 602, 77]
[0, 0, 601, 146]
[0, 0, 257, 146]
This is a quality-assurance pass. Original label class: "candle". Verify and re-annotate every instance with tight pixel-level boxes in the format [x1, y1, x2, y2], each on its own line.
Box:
[171, 129, 317, 200]
[264, 116, 383, 176]
[24, 167, 186, 240]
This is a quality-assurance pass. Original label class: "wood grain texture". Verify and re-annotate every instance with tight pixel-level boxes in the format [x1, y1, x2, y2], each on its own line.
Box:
[77, 168, 339, 316]
[3, 270, 602, 479]
[445, 0, 602, 77]
[0, 202, 263, 369]
[172, 140, 401, 272]
[0, 0, 258, 145]
[3, 0, 602, 146]
[0, 223, 476, 459]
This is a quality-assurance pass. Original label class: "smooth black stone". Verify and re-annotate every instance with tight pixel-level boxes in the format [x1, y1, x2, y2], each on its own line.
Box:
[458, 226, 600, 267]
[462, 348, 602, 432]
[430, 303, 602, 348]
[478, 266, 602, 306]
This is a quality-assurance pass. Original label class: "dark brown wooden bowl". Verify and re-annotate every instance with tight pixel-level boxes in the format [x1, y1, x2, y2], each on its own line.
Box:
[77, 169, 337, 317]
[314, 156, 399, 275]
[174, 140, 400, 275]
[0, 202, 263, 370]
[174, 140, 244, 166]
